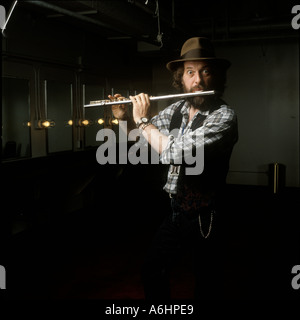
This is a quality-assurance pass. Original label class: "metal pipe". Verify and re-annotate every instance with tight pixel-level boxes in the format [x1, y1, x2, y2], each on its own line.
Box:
[84, 90, 215, 108]
[2, 0, 18, 33]
[25, 0, 130, 36]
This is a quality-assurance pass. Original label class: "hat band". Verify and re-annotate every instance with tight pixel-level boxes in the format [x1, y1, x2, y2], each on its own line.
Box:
[181, 48, 215, 60]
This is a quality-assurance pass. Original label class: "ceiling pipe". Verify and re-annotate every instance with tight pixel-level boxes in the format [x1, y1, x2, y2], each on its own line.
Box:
[199, 21, 294, 39]
[127, 0, 192, 37]
[1, 0, 18, 34]
[25, 0, 166, 46]
[25, 0, 132, 37]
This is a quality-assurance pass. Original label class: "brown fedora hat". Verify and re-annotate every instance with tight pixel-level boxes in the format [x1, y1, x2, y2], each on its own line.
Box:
[166, 37, 231, 71]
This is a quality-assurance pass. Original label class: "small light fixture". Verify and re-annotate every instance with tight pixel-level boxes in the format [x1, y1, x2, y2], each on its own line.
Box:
[65, 119, 73, 127]
[111, 118, 119, 125]
[78, 119, 92, 127]
[36, 119, 55, 129]
[23, 121, 31, 127]
[97, 118, 104, 125]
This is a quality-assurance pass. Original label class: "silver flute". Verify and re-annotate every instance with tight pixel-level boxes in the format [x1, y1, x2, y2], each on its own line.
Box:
[84, 90, 215, 108]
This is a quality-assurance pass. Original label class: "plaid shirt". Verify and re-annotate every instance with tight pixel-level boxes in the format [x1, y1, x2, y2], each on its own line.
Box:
[150, 99, 237, 194]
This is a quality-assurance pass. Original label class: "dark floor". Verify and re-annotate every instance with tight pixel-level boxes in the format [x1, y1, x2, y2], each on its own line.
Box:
[2, 163, 300, 300]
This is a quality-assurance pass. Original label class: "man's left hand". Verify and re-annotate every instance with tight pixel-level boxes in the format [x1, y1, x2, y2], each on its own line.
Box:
[129, 93, 151, 123]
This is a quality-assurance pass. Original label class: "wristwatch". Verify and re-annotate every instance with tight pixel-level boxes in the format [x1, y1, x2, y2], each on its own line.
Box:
[136, 117, 149, 128]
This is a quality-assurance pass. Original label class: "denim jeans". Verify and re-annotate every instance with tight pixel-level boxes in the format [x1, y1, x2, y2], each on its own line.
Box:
[142, 197, 225, 300]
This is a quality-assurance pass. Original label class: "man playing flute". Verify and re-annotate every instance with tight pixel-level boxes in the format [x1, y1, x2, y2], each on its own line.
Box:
[110, 37, 238, 299]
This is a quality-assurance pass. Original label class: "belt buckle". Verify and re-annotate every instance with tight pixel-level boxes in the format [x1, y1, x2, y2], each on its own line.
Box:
[169, 165, 180, 176]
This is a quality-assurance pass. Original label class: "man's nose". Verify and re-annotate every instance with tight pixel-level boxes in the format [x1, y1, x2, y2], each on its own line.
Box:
[194, 71, 202, 86]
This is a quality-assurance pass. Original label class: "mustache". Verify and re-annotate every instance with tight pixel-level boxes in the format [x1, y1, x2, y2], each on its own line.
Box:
[184, 85, 210, 107]
[183, 87, 205, 93]
[190, 85, 205, 92]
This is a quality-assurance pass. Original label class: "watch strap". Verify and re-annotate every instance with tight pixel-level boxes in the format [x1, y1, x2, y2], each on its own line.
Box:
[140, 122, 151, 131]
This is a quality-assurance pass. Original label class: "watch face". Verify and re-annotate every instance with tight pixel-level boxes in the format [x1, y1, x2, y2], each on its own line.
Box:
[136, 117, 149, 128]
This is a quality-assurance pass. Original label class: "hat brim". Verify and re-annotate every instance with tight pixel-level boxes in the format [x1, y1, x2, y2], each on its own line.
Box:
[166, 57, 231, 72]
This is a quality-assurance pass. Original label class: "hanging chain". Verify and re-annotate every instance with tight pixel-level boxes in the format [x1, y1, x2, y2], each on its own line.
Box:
[198, 210, 214, 239]
[155, 0, 163, 47]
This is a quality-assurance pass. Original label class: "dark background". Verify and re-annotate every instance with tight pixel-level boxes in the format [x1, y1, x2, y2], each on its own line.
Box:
[1, 0, 299, 300]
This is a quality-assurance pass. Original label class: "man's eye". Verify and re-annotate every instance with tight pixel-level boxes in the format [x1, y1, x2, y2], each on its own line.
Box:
[202, 69, 210, 75]
[187, 70, 194, 75]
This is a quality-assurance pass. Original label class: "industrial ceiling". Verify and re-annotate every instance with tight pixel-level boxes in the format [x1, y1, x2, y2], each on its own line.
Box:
[2, 0, 299, 53]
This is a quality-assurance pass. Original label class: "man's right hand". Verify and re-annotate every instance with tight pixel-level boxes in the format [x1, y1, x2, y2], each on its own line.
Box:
[108, 94, 128, 120]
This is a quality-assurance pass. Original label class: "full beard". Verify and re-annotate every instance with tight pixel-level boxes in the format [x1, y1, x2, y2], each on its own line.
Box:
[183, 85, 209, 109]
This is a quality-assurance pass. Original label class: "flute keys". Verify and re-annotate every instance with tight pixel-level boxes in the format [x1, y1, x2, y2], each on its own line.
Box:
[116, 97, 128, 103]
[89, 97, 128, 105]
[90, 99, 110, 105]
